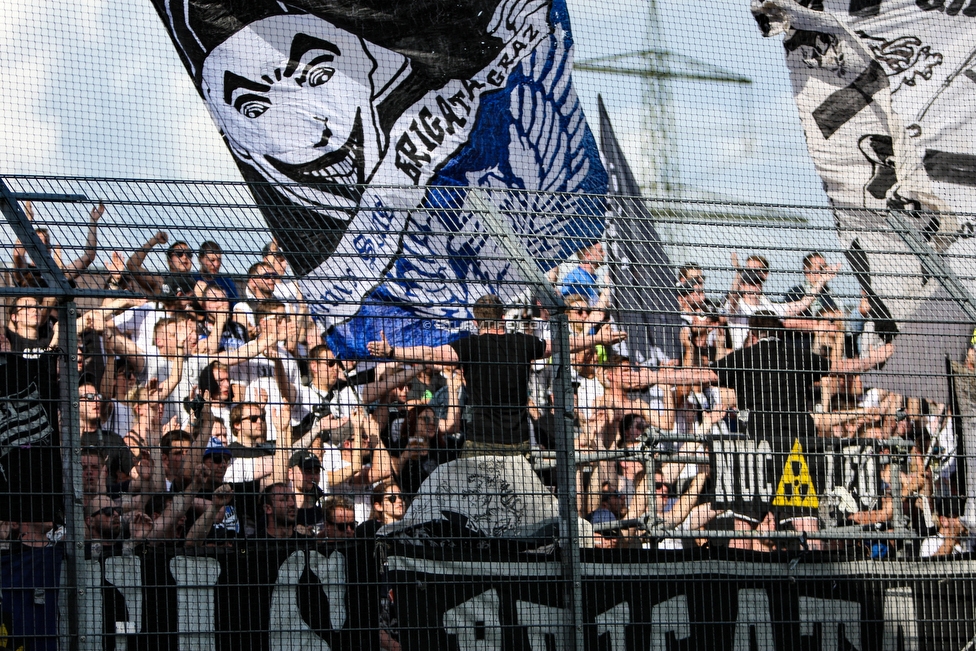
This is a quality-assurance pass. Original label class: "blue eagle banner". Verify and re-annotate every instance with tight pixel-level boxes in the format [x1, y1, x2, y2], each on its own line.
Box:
[148, 0, 608, 356]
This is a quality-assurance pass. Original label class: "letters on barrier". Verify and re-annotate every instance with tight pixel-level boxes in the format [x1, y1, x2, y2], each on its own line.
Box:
[12, 542, 970, 651]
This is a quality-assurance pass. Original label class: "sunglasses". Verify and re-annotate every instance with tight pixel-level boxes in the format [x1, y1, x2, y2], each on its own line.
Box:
[81, 393, 102, 401]
[237, 414, 266, 424]
[207, 454, 232, 464]
[317, 358, 338, 368]
[327, 521, 357, 532]
[654, 482, 669, 492]
[92, 506, 122, 517]
[170, 250, 192, 258]
[386, 494, 400, 504]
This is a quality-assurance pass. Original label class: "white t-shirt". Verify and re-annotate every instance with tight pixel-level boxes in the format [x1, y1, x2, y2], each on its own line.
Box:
[114, 304, 168, 381]
[295, 383, 361, 423]
[724, 295, 789, 350]
[318, 444, 371, 523]
[574, 374, 604, 422]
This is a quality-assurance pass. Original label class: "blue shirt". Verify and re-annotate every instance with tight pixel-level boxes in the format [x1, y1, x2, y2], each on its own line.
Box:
[560, 266, 599, 304]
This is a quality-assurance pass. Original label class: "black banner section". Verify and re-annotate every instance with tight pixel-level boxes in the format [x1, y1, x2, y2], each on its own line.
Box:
[72, 542, 378, 651]
[0, 352, 62, 523]
[390, 550, 976, 651]
[923, 149, 976, 187]
[4, 541, 974, 650]
[597, 95, 683, 362]
[812, 61, 888, 139]
[850, 0, 883, 16]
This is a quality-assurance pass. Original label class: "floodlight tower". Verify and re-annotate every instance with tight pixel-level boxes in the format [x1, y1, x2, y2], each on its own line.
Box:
[575, 0, 751, 198]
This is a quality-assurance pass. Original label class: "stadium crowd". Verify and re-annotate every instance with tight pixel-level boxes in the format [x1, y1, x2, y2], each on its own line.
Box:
[3, 203, 975, 565]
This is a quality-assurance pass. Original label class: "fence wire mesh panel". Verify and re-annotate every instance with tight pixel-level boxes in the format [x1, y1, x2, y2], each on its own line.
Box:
[0, 179, 974, 650]
[5, 0, 976, 649]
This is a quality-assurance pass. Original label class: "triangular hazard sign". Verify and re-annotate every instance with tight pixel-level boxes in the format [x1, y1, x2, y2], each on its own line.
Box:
[772, 439, 819, 508]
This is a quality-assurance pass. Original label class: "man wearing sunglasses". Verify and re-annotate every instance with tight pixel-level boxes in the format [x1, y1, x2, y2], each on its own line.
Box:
[233, 262, 280, 338]
[321, 496, 357, 540]
[78, 377, 136, 496]
[295, 345, 360, 436]
[85, 495, 124, 543]
[126, 231, 198, 298]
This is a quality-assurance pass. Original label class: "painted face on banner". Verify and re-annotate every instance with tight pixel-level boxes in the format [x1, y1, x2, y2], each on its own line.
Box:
[201, 14, 409, 213]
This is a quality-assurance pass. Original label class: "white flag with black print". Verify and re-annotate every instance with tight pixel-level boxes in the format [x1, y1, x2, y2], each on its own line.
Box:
[752, 0, 976, 327]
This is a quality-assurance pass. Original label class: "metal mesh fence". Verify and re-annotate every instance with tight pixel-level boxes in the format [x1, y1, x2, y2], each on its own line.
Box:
[0, 178, 973, 649]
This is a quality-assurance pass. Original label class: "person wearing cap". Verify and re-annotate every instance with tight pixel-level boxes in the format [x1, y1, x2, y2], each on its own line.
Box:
[178, 437, 242, 540]
[289, 451, 326, 533]
[194, 241, 240, 303]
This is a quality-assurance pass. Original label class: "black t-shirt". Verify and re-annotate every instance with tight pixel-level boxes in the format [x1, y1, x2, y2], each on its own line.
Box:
[712, 336, 829, 444]
[450, 332, 548, 445]
[296, 485, 327, 528]
[5, 326, 53, 358]
[0, 352, 62, 522]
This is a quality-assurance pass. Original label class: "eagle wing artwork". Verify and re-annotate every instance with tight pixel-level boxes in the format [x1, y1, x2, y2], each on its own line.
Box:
[148, 0, 609, 355]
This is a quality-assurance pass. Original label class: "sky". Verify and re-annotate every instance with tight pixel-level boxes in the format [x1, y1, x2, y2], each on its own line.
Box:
[0, 0, 842, 295]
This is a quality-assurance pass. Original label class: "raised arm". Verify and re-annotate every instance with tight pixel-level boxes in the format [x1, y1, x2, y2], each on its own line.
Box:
[367, 330, 459, 365]
[437, 368, 464, 436]
[830, 342, 895, 375]
[360, 362, 421, 405]
[126, 231, 168, 295]
[63, 204, 104, 277]
[545, 322, 628, 357]
[185, 483, 234, 546]
[779, 263, 841, 317]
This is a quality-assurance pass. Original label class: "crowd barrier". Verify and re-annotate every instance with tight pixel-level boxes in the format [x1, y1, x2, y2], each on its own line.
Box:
[0, 177, 973, 650]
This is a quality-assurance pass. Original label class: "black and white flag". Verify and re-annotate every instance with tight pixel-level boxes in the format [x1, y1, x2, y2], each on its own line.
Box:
[597, 96, 683, 363]
[752, 0, 976, 328]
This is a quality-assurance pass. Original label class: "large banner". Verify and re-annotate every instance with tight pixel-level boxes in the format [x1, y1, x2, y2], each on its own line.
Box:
[15, 542, 972, 651]
[148, 0, 608, 350]
[598, 96, 683, 364]
[751, 0, 976, 334]
[390, 548, 976, 651]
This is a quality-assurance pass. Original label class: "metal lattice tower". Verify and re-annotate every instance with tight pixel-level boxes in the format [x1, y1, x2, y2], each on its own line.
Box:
[575, 0, 750, 198]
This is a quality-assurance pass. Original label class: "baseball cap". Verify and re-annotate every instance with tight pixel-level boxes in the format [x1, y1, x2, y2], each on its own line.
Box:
[288, 450, 322, 471]
[203, 437, 233, 459]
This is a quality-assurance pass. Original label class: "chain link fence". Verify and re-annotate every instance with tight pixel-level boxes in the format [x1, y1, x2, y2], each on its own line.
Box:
[0, 177, 974, 650]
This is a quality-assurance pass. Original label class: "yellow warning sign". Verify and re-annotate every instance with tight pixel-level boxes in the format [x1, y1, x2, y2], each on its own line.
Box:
[772, 439, 819, 508]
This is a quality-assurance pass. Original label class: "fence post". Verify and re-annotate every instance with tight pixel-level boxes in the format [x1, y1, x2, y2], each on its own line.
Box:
[470, 191, 585, 651]
[59, 300, 86, 651]
[0, 181, 89, 651]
